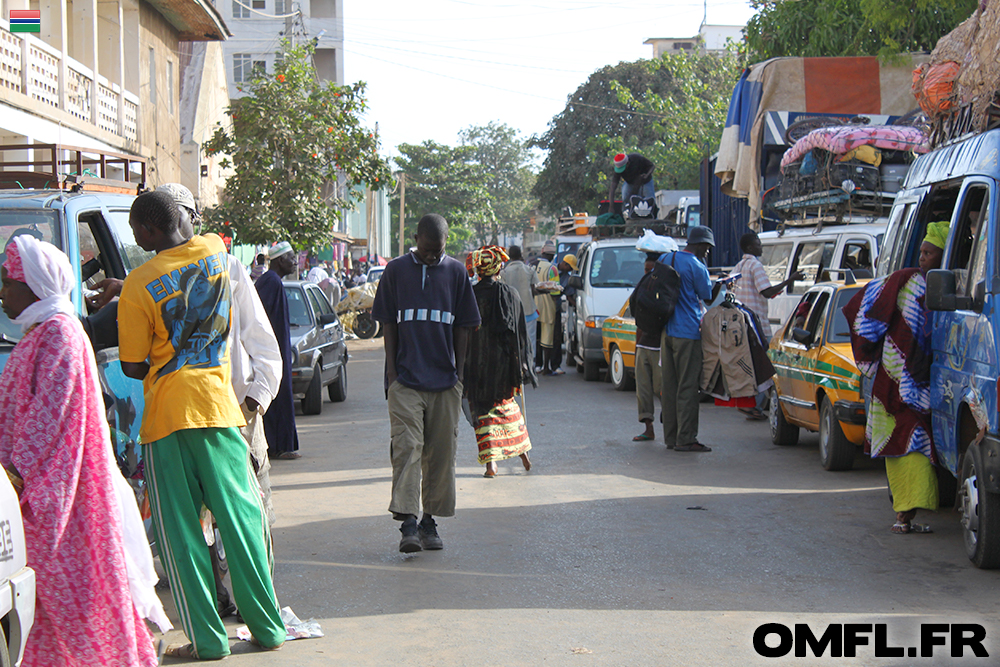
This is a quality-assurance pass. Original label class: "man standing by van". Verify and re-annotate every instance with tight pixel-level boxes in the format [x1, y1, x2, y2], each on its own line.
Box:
[660, 226, 715, 452]
[732, 232, 804, 420]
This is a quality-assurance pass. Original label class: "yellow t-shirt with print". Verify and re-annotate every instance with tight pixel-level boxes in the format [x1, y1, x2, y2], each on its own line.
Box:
[118, 233, 245, 443]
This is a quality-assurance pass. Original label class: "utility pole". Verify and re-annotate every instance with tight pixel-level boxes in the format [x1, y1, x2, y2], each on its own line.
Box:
[397, 172, 406, 257]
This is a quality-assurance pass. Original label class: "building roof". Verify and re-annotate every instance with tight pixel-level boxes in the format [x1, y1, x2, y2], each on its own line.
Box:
[146, 0, 232, 40]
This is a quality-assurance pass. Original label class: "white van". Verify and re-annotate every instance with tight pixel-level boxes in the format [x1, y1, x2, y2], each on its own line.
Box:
[567, 237, 653, 380]
[0, 473, 35, 665]
[758, 222, 885, 329]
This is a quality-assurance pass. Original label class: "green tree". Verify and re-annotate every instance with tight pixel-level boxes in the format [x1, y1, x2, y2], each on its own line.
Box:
[391, 140, 480, 257]
[593, 53, 740, 193]
[203, 41, 392, 250]
[744, 0, 976, 61]
[458, 122, 536, 245]
[533, 53, 739, 214]
[391, 122, 536, 255]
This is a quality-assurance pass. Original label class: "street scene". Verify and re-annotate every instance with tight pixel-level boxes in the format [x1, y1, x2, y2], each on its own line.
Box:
[160, 338, 1000, 666]
[3, 0, 1000, 666]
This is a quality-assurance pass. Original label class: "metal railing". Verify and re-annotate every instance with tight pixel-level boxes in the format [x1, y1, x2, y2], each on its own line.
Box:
[0, 25, 139, 143]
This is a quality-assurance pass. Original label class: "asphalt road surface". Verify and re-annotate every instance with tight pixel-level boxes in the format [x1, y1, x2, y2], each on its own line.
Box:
[159, 339, 1000, 666]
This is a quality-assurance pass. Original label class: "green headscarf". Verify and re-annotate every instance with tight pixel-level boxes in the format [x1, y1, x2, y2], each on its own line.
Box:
[923, 221, 950, 249]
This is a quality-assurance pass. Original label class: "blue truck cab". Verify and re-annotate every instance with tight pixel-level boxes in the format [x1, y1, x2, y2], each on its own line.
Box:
[0, 189, 150, 483]
[879, 129, 1000, 568]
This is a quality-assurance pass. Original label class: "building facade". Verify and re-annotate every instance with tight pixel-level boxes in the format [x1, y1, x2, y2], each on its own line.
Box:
[0, 0, 229, 187]
[220, 0, 342, 99]
[644, 24, 743, 58]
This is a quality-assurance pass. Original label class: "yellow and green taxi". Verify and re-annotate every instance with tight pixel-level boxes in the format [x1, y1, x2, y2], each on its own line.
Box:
[768, 279, 869, 471]
[601, 298, 637, 391]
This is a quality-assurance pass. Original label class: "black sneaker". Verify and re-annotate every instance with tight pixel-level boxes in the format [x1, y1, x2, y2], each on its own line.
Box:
[399, 519, 421, 553]
[418, 517, 443, 550]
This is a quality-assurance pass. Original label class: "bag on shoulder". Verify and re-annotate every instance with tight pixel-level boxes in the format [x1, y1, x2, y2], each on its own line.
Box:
[634, 252, 681, 331]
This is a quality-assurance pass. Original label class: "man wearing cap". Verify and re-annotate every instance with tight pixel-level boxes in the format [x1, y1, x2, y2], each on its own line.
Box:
[659, 226, 716, 452]
[255, 242, 301, 460]
[534, 240, 562, 374]
[555, 253, 578, 375]
[607, 152, 656, 211]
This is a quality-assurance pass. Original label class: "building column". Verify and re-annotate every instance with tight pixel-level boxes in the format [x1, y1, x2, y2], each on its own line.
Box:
[40, 0, 68, 113]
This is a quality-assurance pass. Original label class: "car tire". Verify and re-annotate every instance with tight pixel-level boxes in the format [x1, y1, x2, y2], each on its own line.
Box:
[583, 358, 600, 382]
[818, 396, 855, 471]
[354, 312, 378, 339]
[301, 363, 323, 415]
[0, 619, 10, 667]
[609, 346, 634, 391]
[959, 445, 1000, 569]
[328, 363, 347, 403]
[769, 387, 799, 446]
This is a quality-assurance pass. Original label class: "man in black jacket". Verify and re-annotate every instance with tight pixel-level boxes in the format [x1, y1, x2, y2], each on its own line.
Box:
[629, 252, 662, 441]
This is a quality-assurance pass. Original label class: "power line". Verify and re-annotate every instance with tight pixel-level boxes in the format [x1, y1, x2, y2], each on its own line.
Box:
[344, 48, 670, 120]
[346, 37, 591, 74]
[231, 0, 301, 19]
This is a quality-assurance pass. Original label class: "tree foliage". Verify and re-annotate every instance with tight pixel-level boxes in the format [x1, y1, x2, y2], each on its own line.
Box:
[744, 0, 977, 61]
[593, 53, 740, 193]
[391, 122, 535, 255]
[532, 54, 739, 215]
[203, 41, 392, 250]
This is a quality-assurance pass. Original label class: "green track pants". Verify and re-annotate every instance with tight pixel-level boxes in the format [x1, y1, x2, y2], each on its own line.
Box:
[144, 427, 285, 659]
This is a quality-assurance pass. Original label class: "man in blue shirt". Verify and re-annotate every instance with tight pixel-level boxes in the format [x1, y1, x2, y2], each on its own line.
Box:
[660, 226, 715, 452]
[372, 214, 481, 553]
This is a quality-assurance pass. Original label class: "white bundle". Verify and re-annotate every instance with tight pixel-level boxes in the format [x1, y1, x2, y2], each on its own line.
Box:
[635, 229, 679, 254]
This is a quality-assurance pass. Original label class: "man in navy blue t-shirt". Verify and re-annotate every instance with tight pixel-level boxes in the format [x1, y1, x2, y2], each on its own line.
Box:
[372, 214, 481, 553]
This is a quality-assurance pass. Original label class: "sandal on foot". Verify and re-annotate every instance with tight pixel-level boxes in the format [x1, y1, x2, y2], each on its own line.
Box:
[891, 522, 911, 534]
[163, 643, 223, 661]
[675, 443, 712, 452]
[520, 453, 532, 471]
[632, 433, 654, 441]
[896, 523, 932, 534]
[483, 465, 497, 478]
[743, 408, 767, 421]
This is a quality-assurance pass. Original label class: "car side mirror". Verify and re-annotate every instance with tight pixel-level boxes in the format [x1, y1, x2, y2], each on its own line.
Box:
[926, 269, 973, 311]
[791, 327, 812, 346]
[567, 274, 583, 290]
[318, 312, 338, 325]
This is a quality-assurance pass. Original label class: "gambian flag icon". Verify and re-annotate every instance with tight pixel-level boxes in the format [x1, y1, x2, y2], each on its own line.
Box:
[10, 10, 41, 32]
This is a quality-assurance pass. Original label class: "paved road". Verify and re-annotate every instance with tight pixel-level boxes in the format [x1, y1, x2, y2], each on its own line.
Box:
[160, 340, 1000, 666]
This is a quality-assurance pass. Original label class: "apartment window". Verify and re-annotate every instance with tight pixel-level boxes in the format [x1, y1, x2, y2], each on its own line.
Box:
[252, 0, 265, 8]
[311, 0, 334, 18]
[233, 0, 249, 18]
[252, 60, 266, 76]
[148, 47, 156, 104]
[167, 61, 174, 114]
[233, 54, 252, 83]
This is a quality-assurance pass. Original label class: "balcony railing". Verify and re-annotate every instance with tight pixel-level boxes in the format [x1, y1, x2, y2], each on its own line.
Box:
[0, 25, 139, 143]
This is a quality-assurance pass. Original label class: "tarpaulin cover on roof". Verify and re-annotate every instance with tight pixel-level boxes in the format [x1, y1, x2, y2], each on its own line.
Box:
[715, 56, 927, 226]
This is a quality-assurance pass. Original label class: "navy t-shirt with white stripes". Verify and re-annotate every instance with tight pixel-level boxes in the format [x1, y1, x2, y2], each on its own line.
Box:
[372, 252, 481, 392]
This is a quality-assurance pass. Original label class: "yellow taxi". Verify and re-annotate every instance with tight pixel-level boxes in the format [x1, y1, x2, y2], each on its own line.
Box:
[767, 278, 869, 471]
[601, 298, 637, 391]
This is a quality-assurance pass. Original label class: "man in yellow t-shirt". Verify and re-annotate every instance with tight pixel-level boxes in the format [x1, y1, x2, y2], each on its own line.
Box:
[118, 190, 285, 660]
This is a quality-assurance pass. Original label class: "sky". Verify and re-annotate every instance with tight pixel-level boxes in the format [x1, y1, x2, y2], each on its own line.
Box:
[341, 0, 756, 165]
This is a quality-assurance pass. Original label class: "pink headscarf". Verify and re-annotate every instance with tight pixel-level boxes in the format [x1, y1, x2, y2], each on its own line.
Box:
[3, 242, 25, 282]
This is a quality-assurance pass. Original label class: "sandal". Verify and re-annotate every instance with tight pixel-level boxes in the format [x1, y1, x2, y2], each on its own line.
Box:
[740, 408, 767, 421]
[162, 643, 224, 661]
[632, 434, 654, 441]
[892, 522, 932, 534]
[675, 443, 713, 452]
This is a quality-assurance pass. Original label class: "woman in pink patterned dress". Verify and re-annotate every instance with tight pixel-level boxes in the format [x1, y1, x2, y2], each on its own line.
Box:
[0, 237, 159, 666]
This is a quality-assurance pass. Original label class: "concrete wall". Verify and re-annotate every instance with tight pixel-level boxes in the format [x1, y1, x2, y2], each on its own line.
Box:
[179, 40, 232, 208]
[138, 0, 182, 185]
